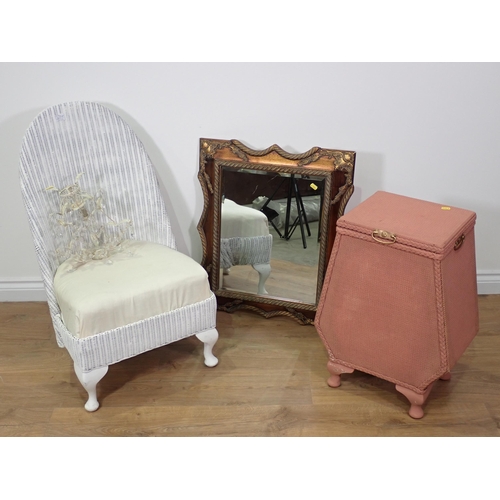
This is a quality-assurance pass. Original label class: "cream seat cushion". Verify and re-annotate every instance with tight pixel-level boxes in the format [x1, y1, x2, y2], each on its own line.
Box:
[221, 199, 269, 238]
[54, 240, 212, 339]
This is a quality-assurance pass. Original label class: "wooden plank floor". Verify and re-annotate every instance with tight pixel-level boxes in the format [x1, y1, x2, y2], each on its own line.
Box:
[0, 296, 499, 437]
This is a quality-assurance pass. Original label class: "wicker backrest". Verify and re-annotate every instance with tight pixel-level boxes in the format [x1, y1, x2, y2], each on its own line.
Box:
[20, 102, 176, 320]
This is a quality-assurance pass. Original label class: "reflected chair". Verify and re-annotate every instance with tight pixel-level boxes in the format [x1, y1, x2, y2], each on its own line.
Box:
[19, 101, 219, 411]
[221, 199, 272, 294]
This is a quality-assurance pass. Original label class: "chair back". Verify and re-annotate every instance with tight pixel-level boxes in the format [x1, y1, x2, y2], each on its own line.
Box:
[19, 102, 176, 321]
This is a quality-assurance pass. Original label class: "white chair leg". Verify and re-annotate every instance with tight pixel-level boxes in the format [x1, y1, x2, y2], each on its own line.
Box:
[74, 362, 109, 412]
[252, 263, 271, 295]
[195, 328, 219, 367]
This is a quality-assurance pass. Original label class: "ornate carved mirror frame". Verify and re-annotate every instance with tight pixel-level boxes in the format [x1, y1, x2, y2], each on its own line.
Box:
[197, 138, 356, 324]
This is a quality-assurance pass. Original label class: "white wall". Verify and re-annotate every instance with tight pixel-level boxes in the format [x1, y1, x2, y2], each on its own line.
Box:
[1, 62, 500, 300]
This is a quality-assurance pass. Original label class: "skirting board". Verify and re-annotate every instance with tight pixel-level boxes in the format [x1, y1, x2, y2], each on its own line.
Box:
[1, 273, 500, 301]
[477, 272, 500, 295]
[0, 279, 47, 302]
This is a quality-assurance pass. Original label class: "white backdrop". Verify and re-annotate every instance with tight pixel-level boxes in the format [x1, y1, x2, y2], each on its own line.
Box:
[1, 62, 499, 299]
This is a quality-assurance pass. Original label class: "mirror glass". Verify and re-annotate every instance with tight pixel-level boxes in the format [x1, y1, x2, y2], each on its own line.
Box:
[220, 167, 324, 305]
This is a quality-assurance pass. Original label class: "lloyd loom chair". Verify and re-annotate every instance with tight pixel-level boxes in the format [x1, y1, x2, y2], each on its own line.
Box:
[19, 101, 219, 411]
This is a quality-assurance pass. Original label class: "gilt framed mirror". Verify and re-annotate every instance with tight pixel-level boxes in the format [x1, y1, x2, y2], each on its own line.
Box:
[197, 139, 356, 324]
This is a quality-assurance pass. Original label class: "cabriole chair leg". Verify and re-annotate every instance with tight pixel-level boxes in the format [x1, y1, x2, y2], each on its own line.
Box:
[196, 328, 219, 367]
[74, 363, 109, 412]
[252, 263, 271, 295]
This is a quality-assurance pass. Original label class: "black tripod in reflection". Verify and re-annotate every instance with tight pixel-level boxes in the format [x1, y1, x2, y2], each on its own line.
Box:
[260, 174, 311, 249]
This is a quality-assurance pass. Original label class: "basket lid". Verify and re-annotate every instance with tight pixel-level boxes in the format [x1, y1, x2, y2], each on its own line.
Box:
[339, 191, 476, 253]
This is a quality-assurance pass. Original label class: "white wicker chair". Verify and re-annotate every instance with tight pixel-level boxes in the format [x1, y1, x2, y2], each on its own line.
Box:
[19, 101, 219, 411]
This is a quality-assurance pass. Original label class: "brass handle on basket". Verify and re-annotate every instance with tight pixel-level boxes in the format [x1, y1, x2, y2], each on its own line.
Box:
[372, 229, 397, 245]
[454, 234, 465, 250]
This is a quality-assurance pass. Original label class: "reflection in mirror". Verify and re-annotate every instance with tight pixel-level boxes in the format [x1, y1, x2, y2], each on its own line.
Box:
[197, 139, 356, 324]
[220, 168, 324, 305]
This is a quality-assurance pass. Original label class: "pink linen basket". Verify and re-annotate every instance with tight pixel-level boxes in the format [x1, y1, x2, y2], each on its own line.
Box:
[315, 191, 479, 418]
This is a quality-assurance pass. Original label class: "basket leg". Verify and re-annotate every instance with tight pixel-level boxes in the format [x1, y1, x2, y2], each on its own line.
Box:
[327, 360, 354, 388]
[440, 371, 452, 381]
[395, 382, 435, 419]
